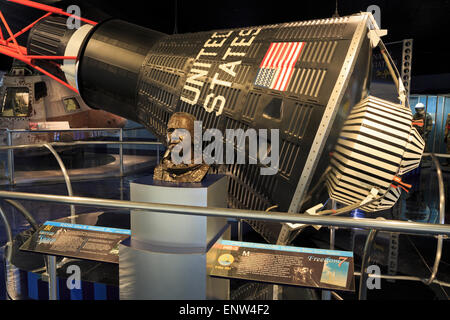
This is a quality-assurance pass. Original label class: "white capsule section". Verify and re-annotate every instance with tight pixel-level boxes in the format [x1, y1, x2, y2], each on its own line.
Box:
[326, 95, 425, 212]
[61, 24, 94, 90]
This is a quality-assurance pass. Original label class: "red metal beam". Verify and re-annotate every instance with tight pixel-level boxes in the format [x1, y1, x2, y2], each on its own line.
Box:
[0, 40, 28, 55]
[0, 11, 22, 55]
[8, 0, 97, 25]
[0, 1, 82, 93]
[0, 46, 78, 93]
[6, 12, 52, 42]
[0, 44, 31, 63]
[27, 55, 77, 60]
[29, 62, 79, 93]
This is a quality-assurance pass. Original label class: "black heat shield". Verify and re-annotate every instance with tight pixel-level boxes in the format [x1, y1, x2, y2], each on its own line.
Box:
[28, 14, 375, 243]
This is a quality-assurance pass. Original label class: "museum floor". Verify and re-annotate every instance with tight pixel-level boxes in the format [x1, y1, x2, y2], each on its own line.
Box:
[0, 155, 449, 300]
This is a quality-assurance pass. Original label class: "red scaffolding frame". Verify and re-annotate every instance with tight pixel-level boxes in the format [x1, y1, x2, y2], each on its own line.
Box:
[0, 0, 98, 93]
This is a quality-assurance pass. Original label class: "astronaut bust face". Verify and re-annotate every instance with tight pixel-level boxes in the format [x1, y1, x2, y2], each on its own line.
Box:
[166, 112, 196, 149]
[153, 112, 209, 182]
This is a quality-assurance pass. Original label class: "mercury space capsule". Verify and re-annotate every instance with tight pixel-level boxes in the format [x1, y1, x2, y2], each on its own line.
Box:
[0, 0, 424, 243]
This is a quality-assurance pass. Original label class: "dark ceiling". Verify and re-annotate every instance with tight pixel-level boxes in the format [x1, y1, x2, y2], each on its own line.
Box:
[1, 0, 449, 77]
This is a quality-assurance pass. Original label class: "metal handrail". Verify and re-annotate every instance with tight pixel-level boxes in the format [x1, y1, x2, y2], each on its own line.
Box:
[0, 141, 163, 150]
[0, 203, 12, 262]
[0, 190, 449, 237]
[354, 272, 450, 288]
[1, 127, 121, 133]
[3, 199, 38, 231]
[423, 153, 450, 158]
[0, 141, 162, 149]
[123, 126, 147, 132]
[43, 144, 75, 218]
[1, 127, 148, 133]
[358, 229, 379, 300]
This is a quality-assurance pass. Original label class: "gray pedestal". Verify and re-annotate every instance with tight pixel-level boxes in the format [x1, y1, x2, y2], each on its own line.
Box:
[119, 175, 230, 300]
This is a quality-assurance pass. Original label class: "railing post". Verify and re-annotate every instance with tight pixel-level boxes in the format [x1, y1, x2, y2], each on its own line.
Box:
[6, 129, 14, 185]
[120, 176, 124, 201]
[0, 204, 13, 262]
[238, 220, 243, 241]
[46, 255, 57, 300]
[119, 128, 124, 177]
[322, 200, 337, 300]
[156, 143, 160, 164]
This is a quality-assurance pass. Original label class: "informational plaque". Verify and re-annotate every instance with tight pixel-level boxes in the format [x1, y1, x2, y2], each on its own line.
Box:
[208, 240, 355, 291]
[20, 221, 131, 264]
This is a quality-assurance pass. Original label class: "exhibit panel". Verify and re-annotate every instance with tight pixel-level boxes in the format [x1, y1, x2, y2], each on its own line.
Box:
[3, 211, 130, 300]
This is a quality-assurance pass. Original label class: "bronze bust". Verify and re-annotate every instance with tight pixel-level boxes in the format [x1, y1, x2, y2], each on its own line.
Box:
[153, 112, 209, 182]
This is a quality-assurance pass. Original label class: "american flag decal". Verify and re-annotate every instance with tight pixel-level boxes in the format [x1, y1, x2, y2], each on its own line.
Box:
[254, 42, 305, 91]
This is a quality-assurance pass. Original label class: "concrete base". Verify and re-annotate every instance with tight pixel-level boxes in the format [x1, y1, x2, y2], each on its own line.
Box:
[119, 174, 230, 300]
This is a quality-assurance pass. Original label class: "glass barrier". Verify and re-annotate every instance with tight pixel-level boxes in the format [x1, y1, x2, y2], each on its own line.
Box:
[0, 125, 164, 186]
